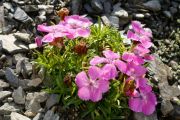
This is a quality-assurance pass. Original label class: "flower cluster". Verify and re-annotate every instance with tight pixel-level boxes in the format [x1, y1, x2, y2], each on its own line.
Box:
[35, 15, 92, 47]
[75, 21, 157, 115]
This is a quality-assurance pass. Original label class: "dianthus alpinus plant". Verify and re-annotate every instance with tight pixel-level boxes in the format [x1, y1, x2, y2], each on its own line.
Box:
[35, 9, 157, 119]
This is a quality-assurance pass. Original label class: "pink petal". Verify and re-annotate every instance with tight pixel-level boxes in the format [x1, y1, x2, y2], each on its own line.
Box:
[78, 87, 90, 101]
[53, 32, 67, 38]
[139, 84, 152, 94]
[129, 97, 142, 112]
[75, 71, 89, 88]
[98, 79, 109, 93]
[114, 60, 127, 73]
[90, 88, 102, 102]
[134, 44, 150, 56]
[37, 24, 53, 32]
[103, 50, 120, 60]
[142, 28, 152, 38]
[101, 64, 117, 80]
[88, 66, 101, 80]
[76, 28, 90, 38]
[35, 36, 42, 47]
[142, 92, 156, 115]
[135, 78, 147, 88]
[41, 33, 54, 43]
[127, 30, 139, 41]
[122, 52, 144, 65]
[131, 21, 143, 34]
[90, 56, 108, 65]
[140, 37, 152, 48]
[143, 54, 155, 61]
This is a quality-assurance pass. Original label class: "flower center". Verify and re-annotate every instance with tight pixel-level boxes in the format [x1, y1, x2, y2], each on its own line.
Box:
[89, 79, 98, 88]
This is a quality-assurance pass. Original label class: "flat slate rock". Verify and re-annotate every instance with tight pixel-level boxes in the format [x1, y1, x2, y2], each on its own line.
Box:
[11, 112, 31, 120]
[0, 103, 20, 115]
[0, 79, 9, 88]
[0, 91, 11, 100]
[0, 34, 28, 54]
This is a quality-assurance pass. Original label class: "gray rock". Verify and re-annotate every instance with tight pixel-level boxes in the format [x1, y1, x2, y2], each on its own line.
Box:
[29, 43, 38, 49]
[0, 4, 5, 34]
[148, 55, 172, 83]
[13, 32, 31, 44]
[13, 7, 32, 23]
[0, 79, 9, 89]
[133, 112, 158, 120]
[46, 94, 59, 109]
[0, 91, 11, 100]
[23, 5, 39, 12]
[84, 3, 94, 14]
[0, 40, 2, 51]
[163, 11, 172, 19]
[12, 87, 26, 104]
[5, 68, 31, 89]
[27, 78, 42, 87]
[112, 7, 128, 18]
[134, 13, 145, 19]
[16, 58, 32, 78]
[109, 16, 119, 28]
[33, 113, 43, 120]
[103, 0, 111, 14]
[161, 100, 174, 116]
[91, 0, 103, 13]
[143, 0, 161, 12]
[0, 103, 20, 114]
[0, 34, 28, 54]
[5, 68, 19, 87]
[170, 7, 178, 15]
[169, 60, 178, 70]
[25, 92, 48, 114]
[71, 0, 82, 14]
[171, 105, 180, 120]
[43, 110, 59, 120]
[158, 83, 180, 101]
[113, 3, 121, 10]
[37, 5, 54, 14]
[12, 53, 25, 64]
[7, 97, 13, 102]
[101, 15, 111, 26]
[3, 2, 14, 12]
[11, 112, 31, 120]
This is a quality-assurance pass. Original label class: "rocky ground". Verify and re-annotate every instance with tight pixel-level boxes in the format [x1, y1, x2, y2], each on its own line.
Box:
[0, 0, 180, 120]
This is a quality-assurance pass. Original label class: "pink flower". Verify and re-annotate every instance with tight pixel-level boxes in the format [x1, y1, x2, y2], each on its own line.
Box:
[131, 21, 152, 38]
[127, 21, 153, 48]
[115, 61, 147, 78]
[64, 15, 92, 28]
[129, 87, 157, 115]
[90, 50, 120, 80]
[75, 66, 109, 102]
[37, 23, 69, 42]
[35, 36, 42, 47]
[122, 52, 144, 65]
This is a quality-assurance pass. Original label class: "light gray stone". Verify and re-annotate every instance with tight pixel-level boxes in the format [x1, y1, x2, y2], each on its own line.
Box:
[0, 91, 11, 100]
[13, 7, 32, 23]
[13, 32, 31, 44]
[0, 103, 20, 114]
[91, 0, 103, 13]
[33, 113, 43, 120]
[0, 79, 9, 89]
[46, 94, 59, 109]
[143, 0, 161, 12]
[5, 68, 19, 87]
[12, 86, 26, 104]
[133, 112, 158, 120]
[0, 34, 28, 54]
[11, 112, 31, 120]
[101, 15, 111, 26]
[163, 11, 172, 19]
[43, 110, 59, 120]
[161, 100, 174, 116]
[27, 78, 42, 87]
[109, 16, 119, 28]
[112, 7, 128, 18]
